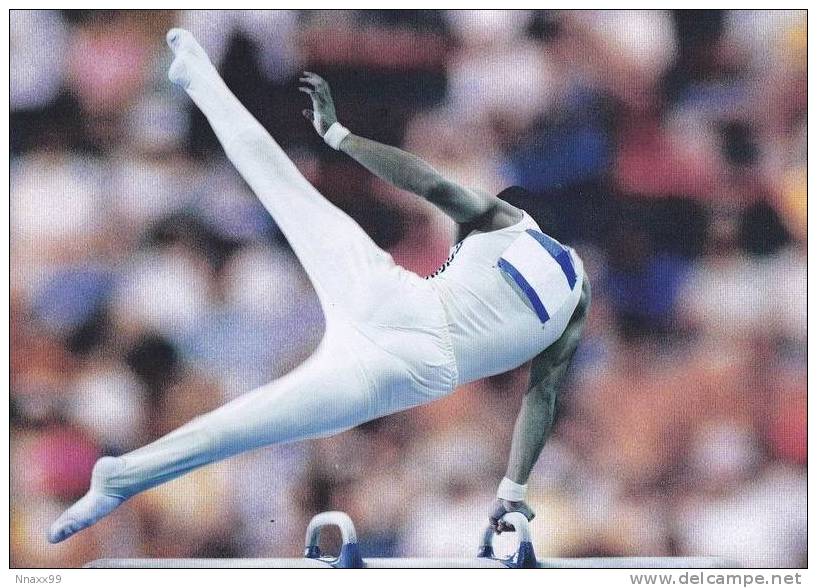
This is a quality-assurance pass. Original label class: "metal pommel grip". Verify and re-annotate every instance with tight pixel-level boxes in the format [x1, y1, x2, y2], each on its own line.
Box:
[304, 511, 364, 568]
[477, 511, 537, 569]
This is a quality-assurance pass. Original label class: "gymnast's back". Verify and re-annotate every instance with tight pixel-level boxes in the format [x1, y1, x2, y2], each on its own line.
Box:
[427, 193, 585, 385]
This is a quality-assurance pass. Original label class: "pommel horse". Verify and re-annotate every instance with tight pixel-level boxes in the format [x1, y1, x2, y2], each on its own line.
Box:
[86, 510, 737, 568]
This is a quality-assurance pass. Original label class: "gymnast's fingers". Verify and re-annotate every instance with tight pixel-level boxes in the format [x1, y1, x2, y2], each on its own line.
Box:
[304, 71, 326, 84]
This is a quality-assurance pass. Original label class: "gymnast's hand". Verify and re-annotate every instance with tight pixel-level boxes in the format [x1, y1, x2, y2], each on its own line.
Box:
[299, 71, 339, 137]
[489, 498, 535, 534]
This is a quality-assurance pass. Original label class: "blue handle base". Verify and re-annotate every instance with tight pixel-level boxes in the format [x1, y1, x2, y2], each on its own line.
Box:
[304, 542, 365, 568]
[511, 541, 537, 569]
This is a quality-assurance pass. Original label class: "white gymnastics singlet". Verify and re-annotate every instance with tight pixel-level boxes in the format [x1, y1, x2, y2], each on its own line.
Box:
[429, 211, 585, 385]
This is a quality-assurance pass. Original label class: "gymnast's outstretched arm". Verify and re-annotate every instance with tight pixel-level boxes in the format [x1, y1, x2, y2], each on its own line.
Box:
[298, 72, 517, 226]
[490, 279, 591, 533]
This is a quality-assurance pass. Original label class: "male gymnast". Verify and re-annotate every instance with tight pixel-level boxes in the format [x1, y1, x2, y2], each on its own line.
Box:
[48, 29, 591, 544]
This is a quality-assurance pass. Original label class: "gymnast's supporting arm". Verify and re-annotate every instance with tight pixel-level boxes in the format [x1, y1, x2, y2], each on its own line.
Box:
[491, 279, 591, 533]
[298, 71, 516, 225]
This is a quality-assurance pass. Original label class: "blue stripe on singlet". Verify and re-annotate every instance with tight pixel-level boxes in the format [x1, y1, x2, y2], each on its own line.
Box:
[525, 229, 577, 289]
[497, 257, 550, 323]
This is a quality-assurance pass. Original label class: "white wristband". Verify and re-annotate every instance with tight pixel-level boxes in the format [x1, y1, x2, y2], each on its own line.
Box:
[497, 477, 528, 502]
[323, 122, 351, 150]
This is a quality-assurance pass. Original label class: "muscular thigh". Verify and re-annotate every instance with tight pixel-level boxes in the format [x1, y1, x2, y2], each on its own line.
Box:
[348, 275, 459, 414]
[207, 328, 377, 449]
[317, 238, 401, 320]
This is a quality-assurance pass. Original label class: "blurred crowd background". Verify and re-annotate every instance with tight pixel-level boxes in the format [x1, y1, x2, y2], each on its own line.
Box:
[10, 9, 807, 568]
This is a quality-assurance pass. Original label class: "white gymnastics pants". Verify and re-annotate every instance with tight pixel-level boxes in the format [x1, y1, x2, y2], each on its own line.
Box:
[100, 43, 458, 500]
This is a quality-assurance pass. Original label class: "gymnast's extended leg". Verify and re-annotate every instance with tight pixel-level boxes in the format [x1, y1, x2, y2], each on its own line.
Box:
[48, 331, 376, 543]
[164, 28, 393, 315]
